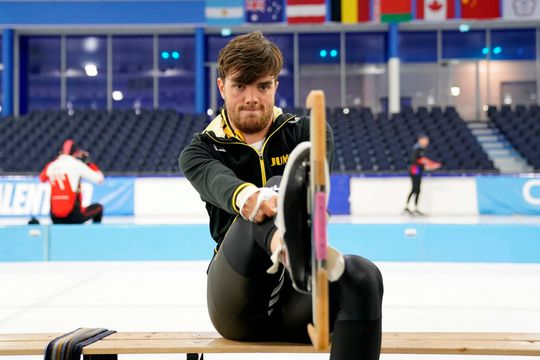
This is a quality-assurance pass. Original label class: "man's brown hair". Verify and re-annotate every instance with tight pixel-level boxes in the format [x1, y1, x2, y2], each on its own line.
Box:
[217, 31, 283, 85]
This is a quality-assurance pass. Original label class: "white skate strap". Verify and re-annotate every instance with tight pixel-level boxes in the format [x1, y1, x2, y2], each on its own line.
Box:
[266, 243, 344, 282]
[327, 245, 345, 282]
[266, 243, 285, 274]
[237, 186, 259, 220]
[248, 187, 278, 222]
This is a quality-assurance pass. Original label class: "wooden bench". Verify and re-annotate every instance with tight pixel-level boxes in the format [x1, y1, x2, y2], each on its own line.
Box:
[1, 332, 539, 358]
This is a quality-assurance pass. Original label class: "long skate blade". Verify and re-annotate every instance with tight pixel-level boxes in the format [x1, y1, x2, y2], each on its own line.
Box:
[307, 268, 330, 351]
[306, 89, 329, 351]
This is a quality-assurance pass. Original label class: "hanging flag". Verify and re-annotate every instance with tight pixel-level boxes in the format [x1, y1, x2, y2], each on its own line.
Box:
[380, 0, 412, 22]
[425, 0, 446, 20]
[461, 0, 500, 19]
[336, 0, 370, 23]
[205, 0, 244, 25]
[372, 0, 381, 23]
[416, 0, 456, 21]
[246, 0, 284, 23]
[287, 0, 326, 24]
[503, 0, 540, 20]
[330, 0, 342, 21]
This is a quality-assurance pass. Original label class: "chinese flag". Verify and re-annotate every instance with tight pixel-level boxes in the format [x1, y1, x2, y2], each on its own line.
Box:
[461, 0, 500, 19]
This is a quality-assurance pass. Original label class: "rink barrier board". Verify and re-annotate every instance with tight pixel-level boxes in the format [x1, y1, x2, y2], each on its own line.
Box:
[1, 222, 539, 263]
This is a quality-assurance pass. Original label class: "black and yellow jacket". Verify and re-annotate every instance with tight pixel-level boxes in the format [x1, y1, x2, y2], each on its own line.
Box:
[179, 106, 334, 245]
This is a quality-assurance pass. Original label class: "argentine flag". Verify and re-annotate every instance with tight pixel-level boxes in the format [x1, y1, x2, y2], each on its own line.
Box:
[206, 0, 245, 25]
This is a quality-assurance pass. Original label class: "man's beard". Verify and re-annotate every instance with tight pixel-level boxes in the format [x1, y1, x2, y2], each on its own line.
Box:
[228, 105, 273, 134]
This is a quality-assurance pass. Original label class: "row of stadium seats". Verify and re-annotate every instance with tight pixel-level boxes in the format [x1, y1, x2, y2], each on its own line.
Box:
[487, 104, 540, 169]
[0, 107, 497, 175]
[326, 106, 494, 172]
[0, 109, 207, 174]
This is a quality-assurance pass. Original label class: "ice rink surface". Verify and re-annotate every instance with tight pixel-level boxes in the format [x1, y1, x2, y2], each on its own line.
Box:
[1, 214, 539, 359]
[1, 259, 539, 360]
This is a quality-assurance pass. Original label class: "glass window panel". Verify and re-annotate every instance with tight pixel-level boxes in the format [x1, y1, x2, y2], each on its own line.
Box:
[268, 34, 294, 109]
[439, 61, 484, 120]
[401, 63, 439, 108]
[206, 34, 237, 111]
[0, 34, 3, 113]
[299, 33, 340, 65]
[66, 36, 107, 110]
[491, 29, 535, 61]
[299, 33, 341, 108]
[399, 31, 437, 63]
[345, 33, 386, 111]
[346, 32, 387, 63]
[112, 36, 153, 109]
[488, 61, 537, 106]
[345, 63, 387, 112]
[26, 36, 61, 111]
[158, 35, 195, 113]
[205, 66, 222, 113]
[300, 64, 341, 108]
[206, 35, 231, 65]
[442, 30, 486, 60]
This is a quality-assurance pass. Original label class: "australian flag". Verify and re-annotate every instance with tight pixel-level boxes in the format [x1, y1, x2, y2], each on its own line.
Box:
[246, 0, 284, 23]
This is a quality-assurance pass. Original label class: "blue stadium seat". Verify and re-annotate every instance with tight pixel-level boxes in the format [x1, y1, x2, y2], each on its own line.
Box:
[0, 106, 498, 174]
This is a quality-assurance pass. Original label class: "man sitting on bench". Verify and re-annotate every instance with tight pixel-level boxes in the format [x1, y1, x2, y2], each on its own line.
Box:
[180, 31, 384, 360]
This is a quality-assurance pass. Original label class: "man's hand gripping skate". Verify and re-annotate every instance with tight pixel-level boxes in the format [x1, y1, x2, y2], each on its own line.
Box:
[239, 187, 278, 223]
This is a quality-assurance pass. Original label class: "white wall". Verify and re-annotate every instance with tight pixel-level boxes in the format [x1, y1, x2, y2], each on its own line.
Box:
[134, 177, 207, 217]
[350, 177, 479, 216]
[134, 176, 479, 217]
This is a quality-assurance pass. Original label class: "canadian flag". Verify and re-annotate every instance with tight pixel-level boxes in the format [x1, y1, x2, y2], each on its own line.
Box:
[416, 0, 455, 21]
[425, 0, 445, 20]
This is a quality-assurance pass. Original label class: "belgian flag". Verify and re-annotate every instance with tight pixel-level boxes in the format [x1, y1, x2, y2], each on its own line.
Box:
[330, 0, 371, 23]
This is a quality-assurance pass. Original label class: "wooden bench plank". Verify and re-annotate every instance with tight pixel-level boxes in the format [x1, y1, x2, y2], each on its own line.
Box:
[384, 332, 540, 341]
[1, 332, 539, 356]
[382, 340, 540, 356]
[86, 338, 321, 354]
[82, 338, 540, 356]
[3, 332, 540, 342]
[0, 334, 60, 342]
[0, 341, 49, 356]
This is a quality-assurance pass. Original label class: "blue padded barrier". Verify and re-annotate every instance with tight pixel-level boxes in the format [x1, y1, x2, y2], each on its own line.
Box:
[1, 223, 539, 263]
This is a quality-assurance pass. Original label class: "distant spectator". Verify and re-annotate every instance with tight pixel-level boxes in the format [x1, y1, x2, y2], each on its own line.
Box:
[40, 139, 104, 224]
[404, 134, 441, 216]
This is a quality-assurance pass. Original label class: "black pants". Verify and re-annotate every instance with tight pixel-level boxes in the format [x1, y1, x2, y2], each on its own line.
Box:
[207, 217, 384, 359]
[406, 174, 422, 207]
[51, 201, 103, 224]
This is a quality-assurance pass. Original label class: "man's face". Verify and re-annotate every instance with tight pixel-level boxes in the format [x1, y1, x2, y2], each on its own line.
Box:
[419, 136, 430, 148]
[217, 72, 278, 135]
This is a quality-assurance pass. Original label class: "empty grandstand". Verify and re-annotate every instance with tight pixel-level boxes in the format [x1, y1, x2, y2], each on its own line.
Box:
[1, 106, 497, 175]
[488, 104, 540, 170]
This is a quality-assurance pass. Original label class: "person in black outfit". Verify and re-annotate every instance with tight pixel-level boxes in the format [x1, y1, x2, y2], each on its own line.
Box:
[180, 31, 383, 360]
[404, 134, 440, 215]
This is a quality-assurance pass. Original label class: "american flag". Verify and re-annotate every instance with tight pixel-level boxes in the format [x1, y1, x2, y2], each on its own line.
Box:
[286, 0, 326, 24]
[246, 0, 284, 23]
